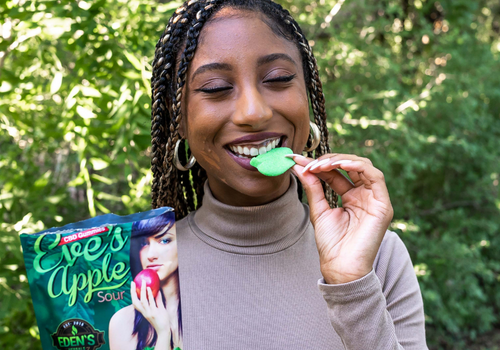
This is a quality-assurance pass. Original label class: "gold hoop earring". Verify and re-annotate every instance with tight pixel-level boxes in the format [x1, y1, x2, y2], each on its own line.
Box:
[174, 139, 196, 171]
[304, 121, 321, 152]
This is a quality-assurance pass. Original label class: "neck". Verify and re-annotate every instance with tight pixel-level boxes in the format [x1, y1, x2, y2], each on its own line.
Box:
[161, 272, 180, 326]
[191, 175, 310, 255]
[161, 271, 180, 304]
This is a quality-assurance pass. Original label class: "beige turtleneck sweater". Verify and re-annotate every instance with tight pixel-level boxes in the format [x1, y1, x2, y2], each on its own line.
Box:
[176, 176, 428, 349]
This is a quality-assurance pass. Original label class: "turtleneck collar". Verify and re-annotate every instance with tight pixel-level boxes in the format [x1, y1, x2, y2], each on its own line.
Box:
[188, 176, 311, 255]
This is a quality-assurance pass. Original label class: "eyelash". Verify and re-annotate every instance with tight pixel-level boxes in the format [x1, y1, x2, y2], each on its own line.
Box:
[197, 86, 232, 94]
[264, 74, 296, 83]
[196, 74, 296, 94]
[140, 238, 171, 247]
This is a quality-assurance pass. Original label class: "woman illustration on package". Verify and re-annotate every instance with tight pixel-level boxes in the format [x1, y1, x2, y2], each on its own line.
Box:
[109, 213, 182, 350]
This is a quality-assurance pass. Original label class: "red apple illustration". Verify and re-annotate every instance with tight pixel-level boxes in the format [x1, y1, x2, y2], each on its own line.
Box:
[134, 269, 160, 299]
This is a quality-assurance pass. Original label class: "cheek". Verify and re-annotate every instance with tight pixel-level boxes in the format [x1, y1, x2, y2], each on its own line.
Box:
[186, 103, 226, 170]
[161, 244, 178, 259]
[139, 249, 147, 267]
[274, 90, 310, 149]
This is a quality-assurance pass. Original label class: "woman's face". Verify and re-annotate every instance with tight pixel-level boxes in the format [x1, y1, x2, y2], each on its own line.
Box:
[182, 8, 310, 206]
[139, 224, 178, 283]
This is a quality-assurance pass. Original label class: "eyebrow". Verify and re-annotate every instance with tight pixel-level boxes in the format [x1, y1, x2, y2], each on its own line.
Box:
[154, 231, 173, 239]
[190, 53, 297, 82]
[257, 53, 297, 67]
[190, 62, 232, 82]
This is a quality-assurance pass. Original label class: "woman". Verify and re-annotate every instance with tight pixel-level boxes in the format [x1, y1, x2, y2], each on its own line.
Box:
[109, 213, 182, 350]
[150, 0, 428, 348]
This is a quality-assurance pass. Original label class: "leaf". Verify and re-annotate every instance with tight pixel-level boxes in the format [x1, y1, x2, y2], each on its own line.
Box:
[249, 147, 295, 177]
[76, 106, 96, 119]
[50, 72, 63, 94]
[90, 158, 109, 171]
[123, 51, 142, 71]
[80, 86, 102, 98]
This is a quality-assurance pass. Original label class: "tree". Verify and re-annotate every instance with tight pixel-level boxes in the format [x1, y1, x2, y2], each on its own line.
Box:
[1, 0, 499, 348]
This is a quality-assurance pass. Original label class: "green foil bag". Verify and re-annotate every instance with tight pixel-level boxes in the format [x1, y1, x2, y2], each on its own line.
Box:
[20, 207, 182, 350]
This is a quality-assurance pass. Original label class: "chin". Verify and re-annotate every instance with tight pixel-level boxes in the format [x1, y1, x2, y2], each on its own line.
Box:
[237, 173, 291, 202]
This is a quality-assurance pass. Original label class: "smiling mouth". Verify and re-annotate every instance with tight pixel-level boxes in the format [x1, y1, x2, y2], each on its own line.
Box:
[226, 136, 284, 158]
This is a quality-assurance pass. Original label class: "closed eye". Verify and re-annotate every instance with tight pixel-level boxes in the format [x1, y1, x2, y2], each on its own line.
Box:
[195, 86, 233, 94]
[264, 74, 296, 83]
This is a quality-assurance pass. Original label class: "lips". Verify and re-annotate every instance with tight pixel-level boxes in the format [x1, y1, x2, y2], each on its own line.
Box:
[146, 264, 162, 271]
[224, 132, 288, 171]
[225, 133, 285, 157]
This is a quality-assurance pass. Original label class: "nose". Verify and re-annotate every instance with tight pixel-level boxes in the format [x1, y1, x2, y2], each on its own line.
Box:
[146, 241, 158, 261]
[232, 84, 273, 128]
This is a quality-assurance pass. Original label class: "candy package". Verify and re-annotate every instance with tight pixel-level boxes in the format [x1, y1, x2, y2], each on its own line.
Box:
[20, 207, 183, 350]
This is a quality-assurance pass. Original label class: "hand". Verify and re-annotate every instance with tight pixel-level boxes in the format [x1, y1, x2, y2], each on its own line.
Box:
[289, 154, 394, 284]
[131, 281, 171, 335]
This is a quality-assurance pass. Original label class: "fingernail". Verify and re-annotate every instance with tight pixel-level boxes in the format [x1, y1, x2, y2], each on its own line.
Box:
[302, 159, 319, 173]
[284, 154, 306, 159]
[331, 160, 352, 166]
[310, 158, 332, 170]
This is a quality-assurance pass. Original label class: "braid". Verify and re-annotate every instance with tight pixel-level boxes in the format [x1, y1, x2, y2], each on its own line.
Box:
[161, 0, 223, 217]
[151, 0, 224, 218]
[151, 1, 207, 215]
[151, 0, 337, 220]
[191, 163, 206, 209]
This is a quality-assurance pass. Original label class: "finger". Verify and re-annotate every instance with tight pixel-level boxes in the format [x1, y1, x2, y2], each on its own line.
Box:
[285, 154, 314, 169]
[147, 287, 156, 308]
[307, 155, 372, 172]
[284, 154, 307, 161]
[291, 163, 331, 223]
[333, 160, 391, 203]
[131, 282, 145, 314]
[140, 280, 149, 310]
[359, 172, 372, 188]
[306, 155, 370, 185]
[289, 154, 334, 174]
[313, 169, 355, 196]
[130, 281, 137, 302]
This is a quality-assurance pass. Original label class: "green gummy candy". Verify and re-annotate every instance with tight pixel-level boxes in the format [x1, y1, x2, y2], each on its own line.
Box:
[249, 147, 296, 176]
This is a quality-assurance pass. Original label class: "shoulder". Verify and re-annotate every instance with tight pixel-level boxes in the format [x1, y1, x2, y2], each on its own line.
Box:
[110, 304, 136, 322]
[109, 305, 137, 350]
[176, 211, 195, 231]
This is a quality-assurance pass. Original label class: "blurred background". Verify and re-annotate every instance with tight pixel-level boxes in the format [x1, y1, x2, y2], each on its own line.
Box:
[1, 0, 499, 349]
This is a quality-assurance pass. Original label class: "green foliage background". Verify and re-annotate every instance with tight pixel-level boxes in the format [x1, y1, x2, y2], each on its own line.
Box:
[1, 0, 499, 349]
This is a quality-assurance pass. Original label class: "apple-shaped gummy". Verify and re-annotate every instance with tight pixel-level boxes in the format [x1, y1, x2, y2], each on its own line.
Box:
[134, 268, 160, 299]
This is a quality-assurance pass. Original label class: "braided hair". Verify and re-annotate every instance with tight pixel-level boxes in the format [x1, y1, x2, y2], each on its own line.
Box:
[150, 0, 337, 219]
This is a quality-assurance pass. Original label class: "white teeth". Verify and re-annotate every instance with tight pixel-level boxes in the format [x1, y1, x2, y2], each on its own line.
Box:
[229, 136, 282, 158]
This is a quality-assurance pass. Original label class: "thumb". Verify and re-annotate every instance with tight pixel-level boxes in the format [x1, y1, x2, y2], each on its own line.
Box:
[291, 164, 331, 224]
